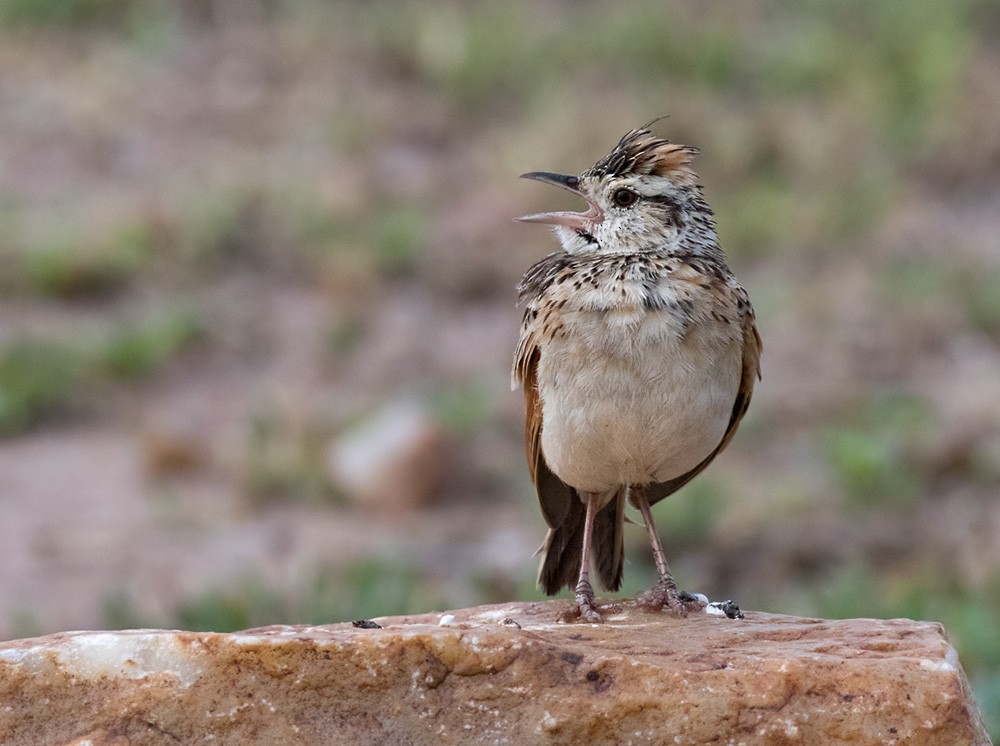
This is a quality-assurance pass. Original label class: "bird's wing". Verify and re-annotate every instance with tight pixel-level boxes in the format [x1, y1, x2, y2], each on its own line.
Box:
[646, 287, 762, 505]
[514, 311, 573, 529]
[513, 253, 576, 529]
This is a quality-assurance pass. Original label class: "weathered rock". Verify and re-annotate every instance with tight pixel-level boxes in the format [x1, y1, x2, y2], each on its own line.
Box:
[0, 601, 989, 745]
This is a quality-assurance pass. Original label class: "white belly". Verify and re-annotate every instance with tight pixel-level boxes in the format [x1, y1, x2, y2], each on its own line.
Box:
[538, 308, 741, 493]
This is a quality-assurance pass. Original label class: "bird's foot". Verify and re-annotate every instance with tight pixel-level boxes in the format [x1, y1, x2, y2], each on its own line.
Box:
[634, 578, 707, 617]
[560, 580, 604, 623]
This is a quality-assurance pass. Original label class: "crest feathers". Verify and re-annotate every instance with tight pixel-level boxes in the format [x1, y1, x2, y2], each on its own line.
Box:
[584, 127, 699, 180]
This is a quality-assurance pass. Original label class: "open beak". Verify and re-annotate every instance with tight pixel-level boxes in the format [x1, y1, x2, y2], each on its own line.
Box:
[516, 171, 604, 230]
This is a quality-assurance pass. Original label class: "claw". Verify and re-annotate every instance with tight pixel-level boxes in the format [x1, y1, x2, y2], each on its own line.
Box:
[634, 578, 707, 616]
[560, 578, 604, 623]
[574, 594, 604, 623]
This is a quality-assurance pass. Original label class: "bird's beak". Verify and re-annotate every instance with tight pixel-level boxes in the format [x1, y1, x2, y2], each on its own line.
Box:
[517, 171, 604, 230]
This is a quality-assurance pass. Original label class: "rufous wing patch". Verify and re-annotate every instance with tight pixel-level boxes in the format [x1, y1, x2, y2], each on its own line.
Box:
[521, 343, 573, 529]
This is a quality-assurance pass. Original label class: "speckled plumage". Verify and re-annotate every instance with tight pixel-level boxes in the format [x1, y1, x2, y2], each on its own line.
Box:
[514, 127, 761, 621]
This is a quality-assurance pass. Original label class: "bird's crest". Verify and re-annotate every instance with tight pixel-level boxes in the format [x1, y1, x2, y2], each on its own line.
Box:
[584, 127, 699, 181]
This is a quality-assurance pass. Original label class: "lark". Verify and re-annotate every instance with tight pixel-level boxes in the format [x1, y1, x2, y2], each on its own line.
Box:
[513, 126, 761, 622]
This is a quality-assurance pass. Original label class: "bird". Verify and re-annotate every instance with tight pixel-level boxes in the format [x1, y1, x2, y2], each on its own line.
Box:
[512, 125, 761, 623]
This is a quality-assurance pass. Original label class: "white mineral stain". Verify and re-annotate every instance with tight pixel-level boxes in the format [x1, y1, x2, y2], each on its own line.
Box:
[205, 702, 251, 719]
[0, 649, 30, 665]
[2, 632, 205, 687]
[474, 608, 520, 621]
[231, 627, 300, 644]
[919, 650, 957, 673]
[918, 645, 960, 674]
[539, 710, 558, 732]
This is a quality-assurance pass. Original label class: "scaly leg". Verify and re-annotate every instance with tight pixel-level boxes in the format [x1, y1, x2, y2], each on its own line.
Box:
[565, 491, 603, 623]
[631, 486, 706, 616]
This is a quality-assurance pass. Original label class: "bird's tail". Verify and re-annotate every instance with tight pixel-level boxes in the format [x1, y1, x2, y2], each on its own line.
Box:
[538, 488, 625, 595]
[592, 488, 626, 591]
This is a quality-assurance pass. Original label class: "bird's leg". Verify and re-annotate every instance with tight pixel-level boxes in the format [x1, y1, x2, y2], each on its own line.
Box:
[565, 491, 604, 623]
[632, 486, 706, 616]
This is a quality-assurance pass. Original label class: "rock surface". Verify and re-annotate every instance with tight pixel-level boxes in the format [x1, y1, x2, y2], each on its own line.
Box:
[0, 601, 989, 745]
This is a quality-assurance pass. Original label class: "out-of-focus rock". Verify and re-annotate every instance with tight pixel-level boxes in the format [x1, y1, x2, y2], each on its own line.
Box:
[140, 414, 212, 477]
[326, 400, 446, 510]
[0, 602, 990, 745]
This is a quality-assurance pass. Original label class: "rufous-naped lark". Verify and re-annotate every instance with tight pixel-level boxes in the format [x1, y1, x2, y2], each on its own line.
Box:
[514, 126, 761, 622]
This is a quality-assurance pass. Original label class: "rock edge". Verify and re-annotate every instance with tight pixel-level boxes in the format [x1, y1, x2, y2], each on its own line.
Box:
[0, 601, 991, 745]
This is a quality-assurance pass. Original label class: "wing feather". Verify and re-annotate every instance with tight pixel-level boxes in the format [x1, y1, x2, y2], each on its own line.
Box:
[515, 313, 572, 528]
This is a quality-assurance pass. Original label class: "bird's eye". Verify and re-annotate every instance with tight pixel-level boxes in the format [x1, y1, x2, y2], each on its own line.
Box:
[612, 188, 638, 208]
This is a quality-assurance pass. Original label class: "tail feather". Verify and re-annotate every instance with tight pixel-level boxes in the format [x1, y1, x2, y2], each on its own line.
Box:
[538, 488, 626, 595]
[592, 488, 625, 592]
[538, 494, 584, 595]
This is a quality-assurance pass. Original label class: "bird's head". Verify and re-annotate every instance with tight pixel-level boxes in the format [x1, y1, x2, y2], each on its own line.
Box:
[518, 126, 711, 255]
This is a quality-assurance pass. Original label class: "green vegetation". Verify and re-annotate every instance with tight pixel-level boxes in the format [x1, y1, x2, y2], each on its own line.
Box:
[0, 0, 135, 27]
[370, 204, 426, 278]
[426, 378, 496, 434]
[102, 559, 448, 633]
[99, 311, 203, 379]
[888, 260, 1000, 343]
[822, 391, 932, 510]
[338, 0, 978, 255]
[0, 309, 202, 435]
[0, 339, 85, 435]
[175, 581, 288, 633]
[962, 268, 1000, 340]
[178, 189, 275, 272]
[21, 222, 156, 300]
[243, 409, 339, 506]
[325, 314, 364, 358]
[652, 478, 729, 552]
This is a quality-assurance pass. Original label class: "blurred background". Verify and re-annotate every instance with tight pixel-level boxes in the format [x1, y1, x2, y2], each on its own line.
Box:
[0, 0, 998, 733]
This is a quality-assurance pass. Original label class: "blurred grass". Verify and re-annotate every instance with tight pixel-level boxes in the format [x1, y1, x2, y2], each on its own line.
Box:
[651, 478, 730, 553]
[426, 378, 495, 434]
[99, 311, 203, 379]
[102, 558, 449, 632]
[0, 310, 203, 435]
[0, 340, 83, 436]
[886, 259, 1000, 342]
[822, 391, 933, 511]
[0, 0, 136, 27]
[344, 0, 977, 256]
[369, 204, 427, 278]
[242, 408, 340, 506]
[20, 223, 156, 300]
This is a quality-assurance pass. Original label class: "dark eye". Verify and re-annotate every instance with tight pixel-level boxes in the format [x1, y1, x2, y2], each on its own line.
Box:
[612, 188, 638, 208]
